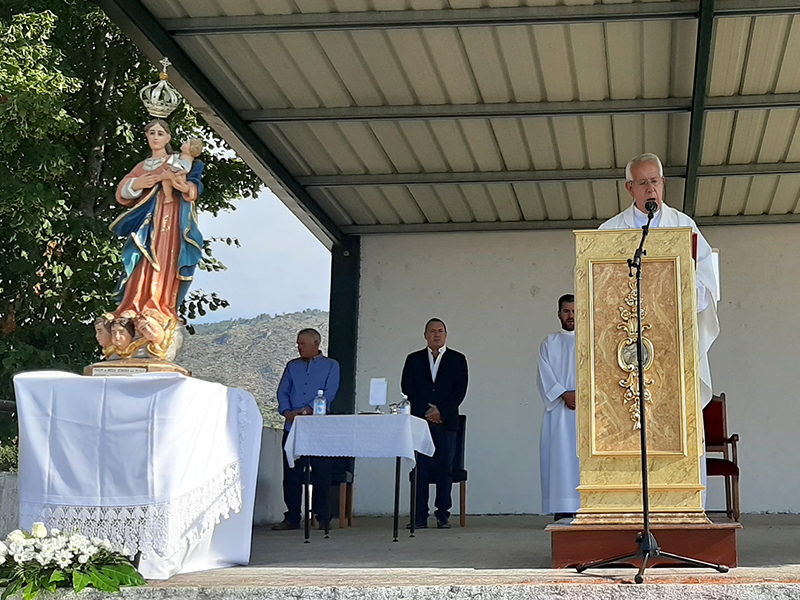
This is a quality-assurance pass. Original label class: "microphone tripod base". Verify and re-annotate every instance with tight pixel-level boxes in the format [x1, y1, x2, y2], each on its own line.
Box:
[575, 530, 729, 583]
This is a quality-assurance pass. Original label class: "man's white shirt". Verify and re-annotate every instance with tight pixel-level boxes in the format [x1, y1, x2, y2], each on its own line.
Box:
[428, 346, 446, 382]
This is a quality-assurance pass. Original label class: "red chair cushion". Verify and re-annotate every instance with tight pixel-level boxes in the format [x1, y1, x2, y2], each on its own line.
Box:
[703, 401, 727, 446]
[706, 457, 739, 477]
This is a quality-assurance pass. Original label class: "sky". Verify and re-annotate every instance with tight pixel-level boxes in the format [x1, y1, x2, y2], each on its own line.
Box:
[191, 189, 331, 324]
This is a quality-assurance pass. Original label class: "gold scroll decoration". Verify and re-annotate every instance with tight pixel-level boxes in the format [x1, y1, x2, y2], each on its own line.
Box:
[616, 279, 655, 430]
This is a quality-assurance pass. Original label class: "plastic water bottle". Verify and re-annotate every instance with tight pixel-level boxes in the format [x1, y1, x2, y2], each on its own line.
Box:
[398, 393, 411, 415]
[313, 389, 327, 415]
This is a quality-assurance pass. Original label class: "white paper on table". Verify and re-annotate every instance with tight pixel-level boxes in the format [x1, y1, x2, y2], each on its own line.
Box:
[369, 377, 387, 406]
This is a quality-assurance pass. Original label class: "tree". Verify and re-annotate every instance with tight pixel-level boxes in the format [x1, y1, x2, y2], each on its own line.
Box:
[0, 2, 264, 419]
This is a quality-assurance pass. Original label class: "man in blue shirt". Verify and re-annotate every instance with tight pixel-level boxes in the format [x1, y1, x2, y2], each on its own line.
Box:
[272, 328, 341, 531]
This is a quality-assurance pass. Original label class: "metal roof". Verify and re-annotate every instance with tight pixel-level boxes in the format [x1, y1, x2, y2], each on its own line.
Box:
[100, 0, 800, 247]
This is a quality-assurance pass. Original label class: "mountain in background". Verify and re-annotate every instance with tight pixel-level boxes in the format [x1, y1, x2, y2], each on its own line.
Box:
[180, 309, 329, 429]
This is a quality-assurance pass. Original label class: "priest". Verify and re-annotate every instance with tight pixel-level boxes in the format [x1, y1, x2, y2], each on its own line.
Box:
[537, 294, 580, 520]
[599, 152, 720, 409]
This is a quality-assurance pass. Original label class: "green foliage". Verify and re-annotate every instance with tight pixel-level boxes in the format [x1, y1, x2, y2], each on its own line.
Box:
[0, 1, 264, 406]
[0, 440, 17, 472]
[0, 526, 146, 599]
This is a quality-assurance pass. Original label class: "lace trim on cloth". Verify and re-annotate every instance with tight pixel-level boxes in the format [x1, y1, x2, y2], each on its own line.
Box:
[237, 391, 251, 465]
[20, 461, 243, 558]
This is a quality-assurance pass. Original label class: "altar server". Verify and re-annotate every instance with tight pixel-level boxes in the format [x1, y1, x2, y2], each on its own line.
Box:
[538, 294, 580, 520]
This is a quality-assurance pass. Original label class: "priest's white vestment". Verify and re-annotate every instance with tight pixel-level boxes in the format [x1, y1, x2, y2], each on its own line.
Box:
[537, 329, 581, 514]
[599, 202, 720, 408]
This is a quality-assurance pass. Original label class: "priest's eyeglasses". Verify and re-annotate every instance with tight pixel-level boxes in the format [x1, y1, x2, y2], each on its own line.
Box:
[631, 177, 663, 188]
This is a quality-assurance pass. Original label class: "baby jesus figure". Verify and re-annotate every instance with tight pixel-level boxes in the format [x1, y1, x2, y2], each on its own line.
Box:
[160, 137, 203, 198]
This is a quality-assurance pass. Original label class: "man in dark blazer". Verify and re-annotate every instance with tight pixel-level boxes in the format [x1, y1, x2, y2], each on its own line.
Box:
[401, 318, 468, 529]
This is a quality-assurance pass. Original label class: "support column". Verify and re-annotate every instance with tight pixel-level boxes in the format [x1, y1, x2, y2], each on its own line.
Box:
[327, 236, 360, 415]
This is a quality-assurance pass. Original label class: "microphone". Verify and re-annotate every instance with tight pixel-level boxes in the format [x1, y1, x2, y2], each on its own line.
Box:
[645, 200, 657, 216]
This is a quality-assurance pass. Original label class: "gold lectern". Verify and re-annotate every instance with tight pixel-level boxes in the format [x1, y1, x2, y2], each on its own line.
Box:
[546, 227, 740, 569]
[574, 227, 706, 525]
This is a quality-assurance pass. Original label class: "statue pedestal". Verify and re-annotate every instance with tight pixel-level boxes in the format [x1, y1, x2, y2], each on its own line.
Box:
[84, 358, 190, 377]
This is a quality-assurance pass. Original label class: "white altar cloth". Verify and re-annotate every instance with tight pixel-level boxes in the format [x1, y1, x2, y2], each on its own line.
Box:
[13, 371, 262, 580]
[284, 414, 435, 468]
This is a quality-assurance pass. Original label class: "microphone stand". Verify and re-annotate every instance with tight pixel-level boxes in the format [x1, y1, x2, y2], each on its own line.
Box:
[576, 203, 729, 583]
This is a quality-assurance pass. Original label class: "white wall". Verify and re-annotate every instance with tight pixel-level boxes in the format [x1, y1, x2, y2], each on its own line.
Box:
[351, 224, 800, 515]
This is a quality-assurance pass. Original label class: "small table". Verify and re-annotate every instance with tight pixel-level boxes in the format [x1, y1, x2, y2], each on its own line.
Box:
[284, 413, 435, 541]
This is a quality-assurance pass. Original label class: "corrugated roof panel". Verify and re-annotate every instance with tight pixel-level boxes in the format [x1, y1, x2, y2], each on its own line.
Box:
[671, 20, 697, 97]
[486, 184, 523, 222]
[398, 121, 449, 172]
[539, 182, 571, 220]
[614, 181, 629, 213]
[422, 29, 480, 104]
[701, 111, 735, 165]
[305, 122, 368, 174]
[592, 180, 620, 220]
[329, 0, 373, 12]
[642, 114, 670, 165]
[228, 37, 292, 109]
[565, 182, 595, 220]
[757, 109, 799, 163]
[381, 187, 426, 224]
[239, 34, 320, 108]
[353, 187, 402, 224]
[434, 185, 475, 222]
[786, 124, 800, 161]
[336, 122, 395, 173]
[428, 121, 473, 171]
[309, 188, 354, 225]
[744, 175, 779, 215]
[667, 113, 690, 166]
[605, 22, 641, 100]
[497, 26, 545, 103]
[775, 16, 800, 93]
[142, 0, 184, 19]
[459, 27, 513, 103]
[665, 177, 686, 211]
[275, 123, 340, 174]
[728, 110, 768, 164]
[461, 185, 498, 222]
[696, 178, 724, 217]
[279, 33, 354, 107]
[718, 177, 751, 215]
[741, 16, 791, 95]
[770, 174, 800, 213]
[533, 25, 575, 102]
[351, 31, 416, 105]
[328, 187, 379, 224]
[521, 119, 559, 170]
[251, 0, 296, 14]
[460, 120, 505, 171]
[512, 183, 547, 221]
[408, 186, 450, 222]
[570, 23, 609, 102]
[176, 37, 259, 111]
[709, 17, 751, 96]
[583, 116, 615, 169]
[612, 115, 644, 167]
[491, 119, 532, 171]
[253, 123, 314, 176]
[315, 32, 386, 105]
[386, 30, 448, 104]
[368, 123, 421, 171]
[552, 117, 586, 169]
[642, 21, 672, 98]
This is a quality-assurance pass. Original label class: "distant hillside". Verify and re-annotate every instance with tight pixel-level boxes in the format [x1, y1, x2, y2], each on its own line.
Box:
[179, 309, 329, 428]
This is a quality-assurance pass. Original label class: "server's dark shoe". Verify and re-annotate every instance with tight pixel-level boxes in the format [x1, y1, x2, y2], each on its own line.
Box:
[436, 517, 451, 529]
[406, 522, 428, 529]
[272, 520, 300, 531]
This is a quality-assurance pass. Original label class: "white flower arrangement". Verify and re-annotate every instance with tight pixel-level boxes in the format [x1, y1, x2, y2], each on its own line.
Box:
[0, 523, 145, 599]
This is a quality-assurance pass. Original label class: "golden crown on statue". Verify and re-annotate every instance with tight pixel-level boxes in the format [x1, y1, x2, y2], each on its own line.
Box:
[140, 57, 181, 119]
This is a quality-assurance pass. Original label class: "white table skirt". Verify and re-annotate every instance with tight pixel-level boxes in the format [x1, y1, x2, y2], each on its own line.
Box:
[13, 371, 262, 580]
[284, 414, 435, 468]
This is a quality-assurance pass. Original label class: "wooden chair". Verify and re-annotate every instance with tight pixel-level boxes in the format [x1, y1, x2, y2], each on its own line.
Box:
[703, 393, 740, 521]
[330, 457, 354, 528]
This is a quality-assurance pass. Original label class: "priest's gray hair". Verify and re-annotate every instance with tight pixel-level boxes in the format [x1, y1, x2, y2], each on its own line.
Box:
[625, 153, 664, 182]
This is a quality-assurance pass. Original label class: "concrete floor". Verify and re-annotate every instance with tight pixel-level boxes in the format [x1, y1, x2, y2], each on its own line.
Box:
[149, 514, 800, 590]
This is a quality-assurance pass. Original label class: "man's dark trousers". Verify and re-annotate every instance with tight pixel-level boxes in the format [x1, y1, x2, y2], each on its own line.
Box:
[281, 430, 333, 526]
[415, 425, 457, 526]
